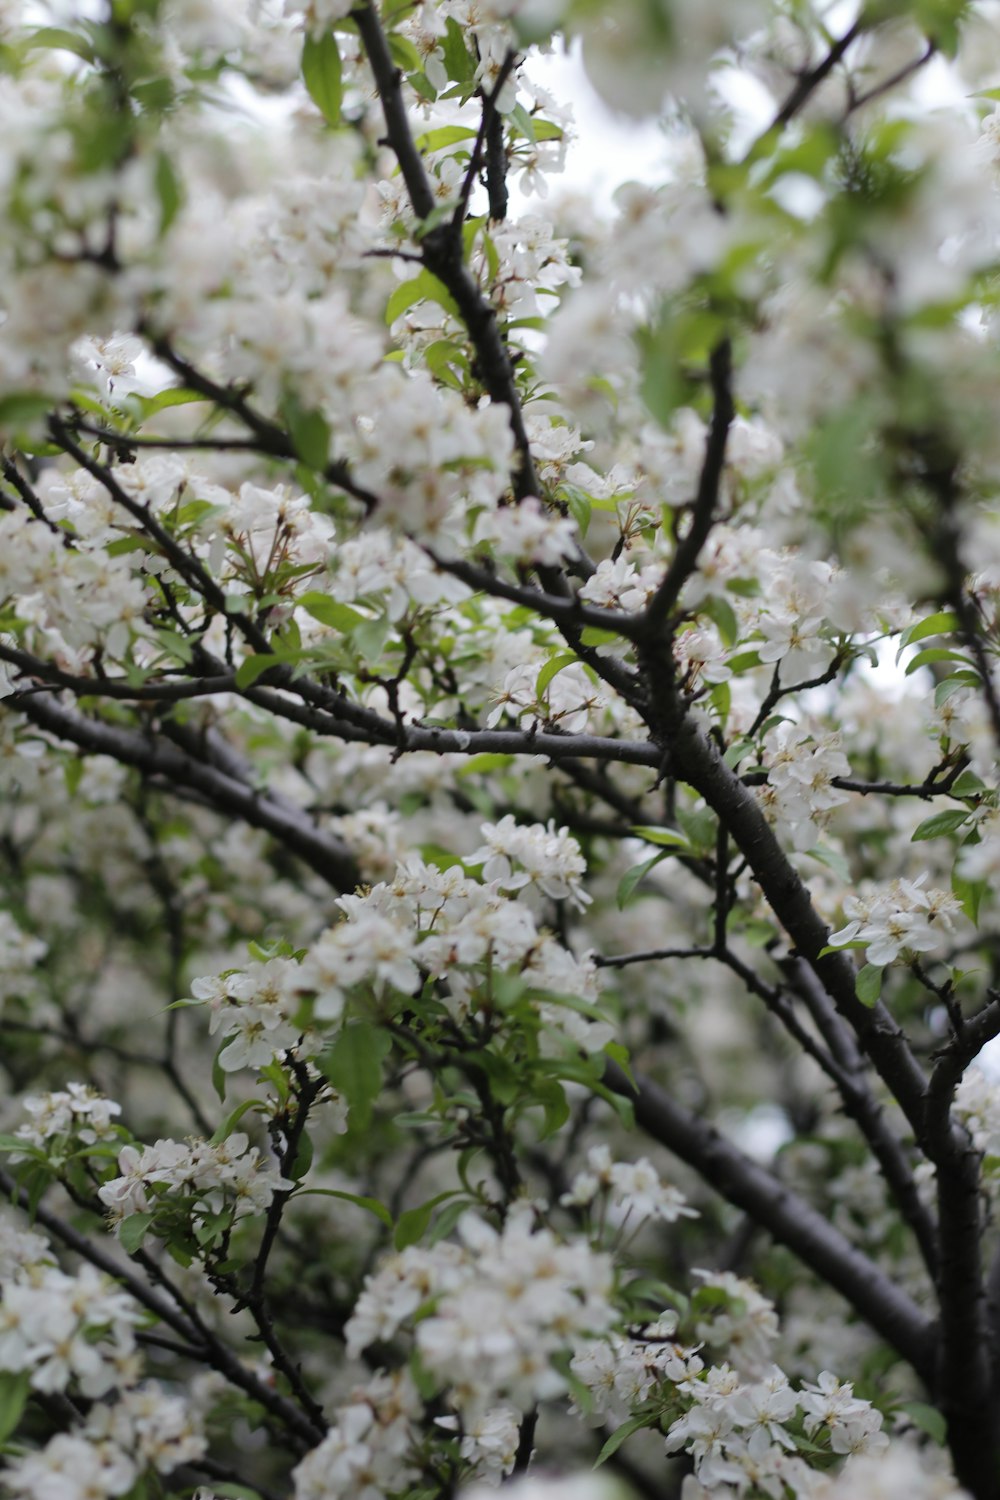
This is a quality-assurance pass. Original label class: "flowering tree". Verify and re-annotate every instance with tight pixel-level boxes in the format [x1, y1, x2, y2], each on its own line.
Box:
[4, 0, 1000, 1497]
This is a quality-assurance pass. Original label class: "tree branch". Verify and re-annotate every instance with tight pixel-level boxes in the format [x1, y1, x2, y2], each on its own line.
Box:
[642, 340, 734, 637]
[6, 691, 359, 892]
[602, 1061, 936, 1383]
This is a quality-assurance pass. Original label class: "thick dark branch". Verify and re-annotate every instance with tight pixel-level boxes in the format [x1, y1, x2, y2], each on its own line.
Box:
[923, 1000, 1000, 1496]
[512, 1408, 537, 1476]
[663, 701, 930, 1133]
[596, 938, 938, 1276]
[780, 957, 938, 1275]
[485, 97, 509, 221]
[354, 0, 435, 220]
[354, 0, 538, 498]
[0, 643, 234, 702]
[643, 341, 733, 636]
[603, 1061, 936, 1383]
[6, 691, 359, 891]
[452, 52, 517, 231]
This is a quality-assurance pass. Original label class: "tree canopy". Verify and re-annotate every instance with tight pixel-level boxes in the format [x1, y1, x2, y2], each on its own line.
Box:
[2, 2, 1000, 1498]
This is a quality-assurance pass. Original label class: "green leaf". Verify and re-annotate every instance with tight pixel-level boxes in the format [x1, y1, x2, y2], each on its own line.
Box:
[212, 1044, 228, 1103]
[617, 850, 668, 909]
[119, 1212, 155, 1255]
[595, 1414, 652, 1466]
[579, 626, 620, 647]
[898, 1400, 947, 1446]
[131, 387, 208, 419]
[456, 753, 514, 776]
[297, 592, 365, 632]
[210, 1098, 265, 1145]
[676, 806, 717, 853]
[855, 964, 883, 1007]
[935, 673, 980, 708]
[630, 825, 692, 849]
[441, 17, 476, 81]
[235, 654, 279, 690]
[302, 30, 343, 126]
[904, 646, 976, 677]
[153, 150, 182, 236]
[352, 612, 392, 663]
[385, 269, 460, 326]
[416, 125, 478, 152]
[952, 869, 987, 926]
[806, 844, 851, 883]
[289, 1129, 313, 1181]
[387, 31, 423, 73]
[321, 1022, 392, 1131]
[0, 1370, 30, 1444]
[950, 768, 986, 796]
[899, 610, 959, 651]
[0, 393, 53, 432]
[604, 1040, 635, 1089]
[27, 25, 96, 61]
[282, 394, 330, 471]
[911, 809, 970, 842]
[561, 483, 592, 536]
[393, 1191, 462, 1251]
[725, 649, 763, 675]
[536, 651, 578, 697]
[699, 594, 739, 647]
[531, 1077, 570, 1137]
[296, 1187, 392, 1227]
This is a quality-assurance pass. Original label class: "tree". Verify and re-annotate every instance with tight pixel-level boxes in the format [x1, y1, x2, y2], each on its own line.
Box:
[1, 0, 999, 1496]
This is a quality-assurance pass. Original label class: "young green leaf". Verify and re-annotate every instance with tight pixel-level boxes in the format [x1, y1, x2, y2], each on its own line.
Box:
[302, 30, 343, 126]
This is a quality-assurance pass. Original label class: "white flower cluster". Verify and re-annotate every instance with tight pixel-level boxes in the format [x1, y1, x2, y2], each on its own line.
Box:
[293, 1369, 422, 1500]
[329, 528, 468, 621]
[0, 1256, 138, 1397]
[12, 1083, 121, 1155]
[3, 1383, 207, 1500]
[667, 1365, 887, 1498]
[473, 496, 578, 568]
[487, 659, 607, 735]
[460, 1477, 621, 1500]
[571, 1314, 704, 1428]
[0, 506, 150, 667]
[692, 1270, 781, 1376]
[467, 814, 591, 909]
[578, 555, 661, 613]
[293, 844, 609, 1049]
[98, 1131, 292, 1229]
[191, 956, 302, 1073]
[186, 823, 603, 1075]
[754, 556, 839, 685]
[0, 1215, 207, 1496]
[811, 1443, 969, 1500]
[437, 1402, 522, 1483]
[954, 1066, 1000, 1161]
[829, 876, 961, 968]
[570, 1270, 893, 1498]
[346, 1206, 616, 1414]
[758, 723, 851, 852]
[561, 1145, 697, 1232]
